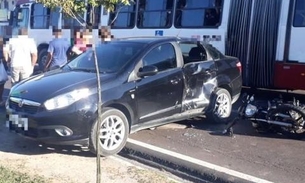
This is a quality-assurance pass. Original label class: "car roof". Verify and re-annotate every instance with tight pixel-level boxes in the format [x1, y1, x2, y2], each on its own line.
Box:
[110, 36, 204, 44]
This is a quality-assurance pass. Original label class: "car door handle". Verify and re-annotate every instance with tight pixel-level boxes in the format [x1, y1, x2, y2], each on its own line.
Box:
[170, 78, 180, 85]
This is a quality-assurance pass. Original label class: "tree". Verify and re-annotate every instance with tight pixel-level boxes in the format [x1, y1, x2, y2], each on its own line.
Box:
[36, 1, 132, 183]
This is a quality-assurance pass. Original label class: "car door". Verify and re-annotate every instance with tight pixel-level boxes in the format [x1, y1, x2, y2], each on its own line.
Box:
[180, 41, 218, 110]
[135, 43, 184, 123]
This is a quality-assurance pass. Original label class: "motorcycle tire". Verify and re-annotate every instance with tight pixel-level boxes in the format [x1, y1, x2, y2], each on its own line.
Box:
[268, 104, 305, 140]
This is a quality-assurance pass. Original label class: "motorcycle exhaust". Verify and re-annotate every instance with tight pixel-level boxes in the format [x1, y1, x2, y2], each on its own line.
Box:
[249, 118, 293, 127]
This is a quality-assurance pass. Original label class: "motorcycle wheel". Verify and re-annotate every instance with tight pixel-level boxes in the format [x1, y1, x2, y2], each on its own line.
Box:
[268, 104, 305, 140]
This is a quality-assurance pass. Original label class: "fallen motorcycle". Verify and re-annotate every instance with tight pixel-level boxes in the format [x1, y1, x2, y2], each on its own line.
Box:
[222, 93, 305, 139]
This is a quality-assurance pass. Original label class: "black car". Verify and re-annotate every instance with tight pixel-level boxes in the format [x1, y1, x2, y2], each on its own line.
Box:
[6, 37, 242, 156]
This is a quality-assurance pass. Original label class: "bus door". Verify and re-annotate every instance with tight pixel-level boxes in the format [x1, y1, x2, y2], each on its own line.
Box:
[226, 0, 283, 89]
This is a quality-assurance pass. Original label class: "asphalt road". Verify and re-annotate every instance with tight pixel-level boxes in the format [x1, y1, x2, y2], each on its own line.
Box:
[129, 92, 305, 183]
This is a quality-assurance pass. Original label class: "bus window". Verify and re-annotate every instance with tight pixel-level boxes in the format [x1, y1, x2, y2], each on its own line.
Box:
[109, 3, 136, 28]
[30, 3, 50, 29]
[137, 0, 174, 28]
[50, 7, 60, 28]
[293, 0, 305, 27]
[62, 13, 84, 29]
[86, 5, 101, 28]
[175, 0, 222, 28]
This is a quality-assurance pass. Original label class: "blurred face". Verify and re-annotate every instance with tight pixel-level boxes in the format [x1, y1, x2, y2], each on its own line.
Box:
[75, 30, 93, 46]
[83, 32, 93, 45]
[53, 30, 62, 37]
[99, 27, 112, 42]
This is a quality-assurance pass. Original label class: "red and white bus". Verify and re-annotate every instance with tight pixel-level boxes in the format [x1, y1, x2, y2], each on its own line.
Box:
[7, 0, 305, 90]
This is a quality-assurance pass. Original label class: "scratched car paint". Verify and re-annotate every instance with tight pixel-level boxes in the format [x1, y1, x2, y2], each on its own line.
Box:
[6, 37, 242, 156]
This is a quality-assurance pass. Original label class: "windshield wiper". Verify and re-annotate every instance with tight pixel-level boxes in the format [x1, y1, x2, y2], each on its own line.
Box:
[71, 68, 96, 73]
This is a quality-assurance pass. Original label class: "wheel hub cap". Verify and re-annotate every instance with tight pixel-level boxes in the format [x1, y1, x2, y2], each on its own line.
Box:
[99, 115, 125, 151]
[215, 93, 231, 118]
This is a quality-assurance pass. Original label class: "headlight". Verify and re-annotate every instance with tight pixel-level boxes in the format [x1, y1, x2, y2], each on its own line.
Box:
[245, 104, 257, 117]
[44, 88, 90, 110]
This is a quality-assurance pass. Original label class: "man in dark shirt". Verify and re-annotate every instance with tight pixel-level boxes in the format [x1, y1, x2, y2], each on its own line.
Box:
[204, 8, 220, 26]
[44, 28, 70, 71]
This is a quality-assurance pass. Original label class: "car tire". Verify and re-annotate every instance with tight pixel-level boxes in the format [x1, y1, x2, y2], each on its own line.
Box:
[89, 107, 129, 156]
[206, 88, 232, 124]
[38, 48, 48, 71]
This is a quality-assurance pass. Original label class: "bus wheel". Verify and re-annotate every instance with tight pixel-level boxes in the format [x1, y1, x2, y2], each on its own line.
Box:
[38, 48, 48, 71]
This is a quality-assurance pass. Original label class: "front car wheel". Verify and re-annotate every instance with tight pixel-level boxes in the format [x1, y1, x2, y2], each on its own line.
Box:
[89, 107, 129, 156]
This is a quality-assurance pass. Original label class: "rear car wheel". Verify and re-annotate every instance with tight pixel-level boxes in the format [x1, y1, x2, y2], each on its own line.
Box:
[206, 88, 232, 124]
[89, 108, 129, 156]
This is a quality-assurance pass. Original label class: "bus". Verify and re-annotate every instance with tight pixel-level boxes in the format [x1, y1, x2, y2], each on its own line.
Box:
[7, 0, 305, 90]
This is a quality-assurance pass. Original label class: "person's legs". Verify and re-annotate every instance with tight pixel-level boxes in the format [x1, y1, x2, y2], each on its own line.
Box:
[11, 66, 21, 85]
[20, 66, 33, 81]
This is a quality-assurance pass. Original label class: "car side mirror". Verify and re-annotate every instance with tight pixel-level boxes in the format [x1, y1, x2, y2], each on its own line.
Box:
[137, 65, 158, 78]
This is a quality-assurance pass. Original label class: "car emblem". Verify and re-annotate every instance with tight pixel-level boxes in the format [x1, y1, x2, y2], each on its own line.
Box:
[18, 99, 24, 108]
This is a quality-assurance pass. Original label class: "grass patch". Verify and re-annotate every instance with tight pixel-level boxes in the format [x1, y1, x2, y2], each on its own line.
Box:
[0, 166, 48, 183]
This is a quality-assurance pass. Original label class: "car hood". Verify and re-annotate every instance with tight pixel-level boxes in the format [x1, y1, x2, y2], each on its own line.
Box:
[10, 69, 116, 103]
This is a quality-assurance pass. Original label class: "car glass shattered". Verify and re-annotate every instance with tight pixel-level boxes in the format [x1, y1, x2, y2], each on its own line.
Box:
[64, 42, 146, 73]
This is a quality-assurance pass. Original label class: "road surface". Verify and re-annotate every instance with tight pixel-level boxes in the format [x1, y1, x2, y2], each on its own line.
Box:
[129, 98, 305, 183]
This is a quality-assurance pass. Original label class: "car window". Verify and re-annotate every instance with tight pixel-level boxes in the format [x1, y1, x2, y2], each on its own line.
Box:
[179, 42, 207, 64]
[204, 44, 224, 59]
[143, 43, 177, 72]
[66, 42, 145, 73]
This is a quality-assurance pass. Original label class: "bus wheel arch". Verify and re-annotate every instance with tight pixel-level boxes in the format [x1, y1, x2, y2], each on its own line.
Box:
[37, 44, 49, 71]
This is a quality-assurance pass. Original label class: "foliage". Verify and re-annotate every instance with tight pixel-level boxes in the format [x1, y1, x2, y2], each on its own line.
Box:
[36, 0, 132, 26]
[37, 0, 132, 14]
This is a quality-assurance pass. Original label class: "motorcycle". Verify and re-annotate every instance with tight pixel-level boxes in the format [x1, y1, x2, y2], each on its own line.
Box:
[222, 93, 305, 139]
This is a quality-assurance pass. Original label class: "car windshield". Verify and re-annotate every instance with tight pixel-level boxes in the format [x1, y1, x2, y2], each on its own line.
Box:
[65, 42, 146, 73]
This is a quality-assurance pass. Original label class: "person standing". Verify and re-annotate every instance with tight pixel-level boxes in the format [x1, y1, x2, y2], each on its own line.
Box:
[44, 28, 70, 71]
[72, 29, 93, 54]
[3, 28, 37, 85]
[0, 36, 8, 106]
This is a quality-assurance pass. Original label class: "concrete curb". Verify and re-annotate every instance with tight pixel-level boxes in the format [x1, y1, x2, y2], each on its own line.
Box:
[121, 139, 273, 183]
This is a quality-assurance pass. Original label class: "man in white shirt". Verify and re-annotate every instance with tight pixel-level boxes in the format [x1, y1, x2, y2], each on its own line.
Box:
[3, 28, 37, 85]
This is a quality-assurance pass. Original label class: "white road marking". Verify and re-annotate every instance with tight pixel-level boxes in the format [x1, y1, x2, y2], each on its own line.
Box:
[127, 138, 274, 183]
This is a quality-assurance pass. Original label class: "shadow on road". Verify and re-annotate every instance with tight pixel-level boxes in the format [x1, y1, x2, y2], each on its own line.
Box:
[0, 122, 95, 158]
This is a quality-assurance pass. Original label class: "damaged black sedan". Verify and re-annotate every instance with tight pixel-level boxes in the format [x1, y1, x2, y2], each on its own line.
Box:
[6, 37, 242, 156]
